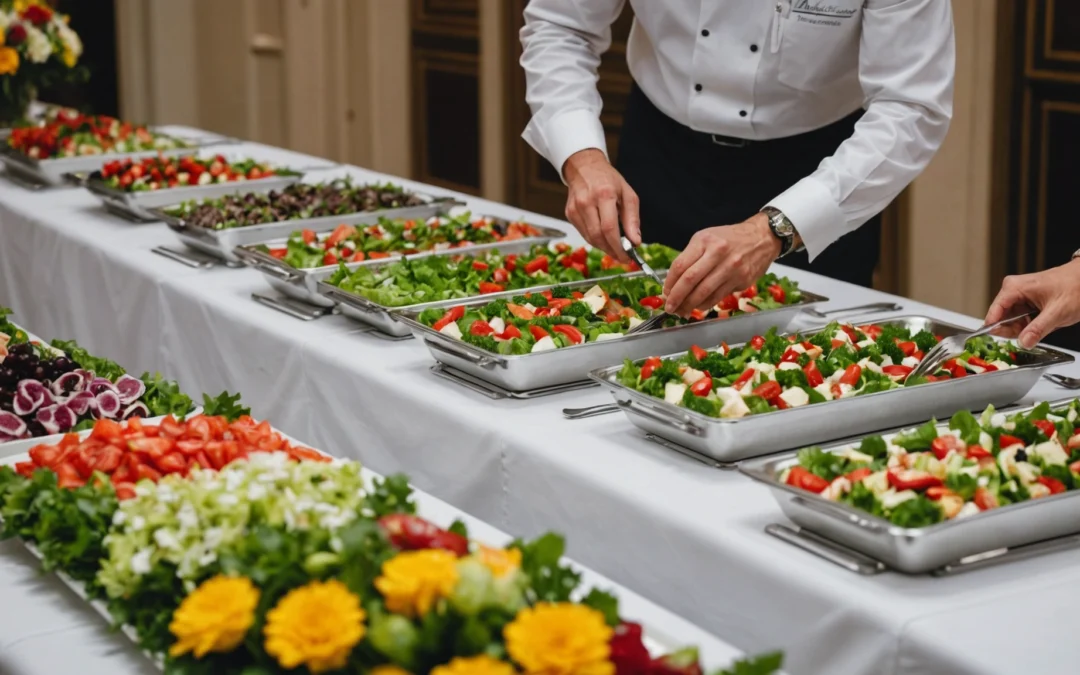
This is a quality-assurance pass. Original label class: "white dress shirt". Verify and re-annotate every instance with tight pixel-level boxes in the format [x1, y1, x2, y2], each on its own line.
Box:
[520, 0, 955, 259]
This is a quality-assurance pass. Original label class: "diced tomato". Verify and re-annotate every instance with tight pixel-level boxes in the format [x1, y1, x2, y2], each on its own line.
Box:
[845, 467, 872, 482]
[472, 260, 490, 271]
[974, 487, 998, 511]
[268, 248, 288, 260]
[780, 348, 800, 363]
[525, 256, 550, 274]
[840, 325, 861, 344]
[547, 298, 574, 312]
[351, 251, 366, 262]
[831, 339, 846, 349]
[887, 469, 942, 491]
[719, 295, 739, 312]
[690, 374, 712, 397]
[965, 445, 992, 459]
[786, 466, 830, 494]
[470, 320, 495, 336]
[998, 434, 1025, 450]
[491, 267, 509, 283]
[90, 419, 124, 442]
[114, 483, 137, 500]
[897, 341, 917, 357]
[752, 380, 782, 403]
[1033, 420, 1057, 439]
[495, 325, 522, 341]
[478, 282, 505, 294]
[600, 255, 616, 270]
[860, 324, 884, 340]
[570, 247, 588, 265]
[925, 486, 955, 501]
[804, 362, 824, 388]
[368, 251, 391, 259]
[301, 229, 317, 245]
[641, 357, 663, 379]
[433, 306, 465, 331]
[839, 364, 862, 386]
[529, 325, 549, 341]
[913, 350, 926, 360]
[323, 252, 338, 266]
[967, 355, 991, 368]
[1037, 475, 1067, 495]
[572, 291, 584, 299]
[93, 446, 123, 473]
[689, 309, 706, 321]
[54, 462, 84, 489]
[569, 261, 588, 276]
[767, 284, 785, 303]
[326, 224, 357, 246]
[882, 365, 913, 378]
[930, 435, 965, 460]
[136, 463, 163, 482]
[690, 345, 709, 361]
[504, 254, 517, 271]
[28, 444, 63, 468]
[156, 452, 187, 475]
[750, 335, 766, 350]
[14, 461, 35, 478]
[551, 324, 584, 344]
[733, 368, 756, 390]
[640, 296, 664, 310]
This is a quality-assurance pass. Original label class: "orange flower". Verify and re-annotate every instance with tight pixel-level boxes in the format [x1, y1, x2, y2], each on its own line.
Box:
[0, 47, 19, 76]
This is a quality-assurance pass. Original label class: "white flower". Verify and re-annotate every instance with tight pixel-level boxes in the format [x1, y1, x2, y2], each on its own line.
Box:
[0, 12, 10, 34]
[130, 549, 153, 576]
[56, 20, 82, 58]
[25, 25, 52, 63]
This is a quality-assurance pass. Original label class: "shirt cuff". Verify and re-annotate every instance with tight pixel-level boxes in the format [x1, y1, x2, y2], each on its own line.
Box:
[765, 177, 847, 262]
[522, 108, 608, 183]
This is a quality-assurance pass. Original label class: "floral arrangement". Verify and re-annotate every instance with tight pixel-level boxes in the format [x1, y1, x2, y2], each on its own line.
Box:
[0, 0, 86, 125]
[0, 419, 783, 675]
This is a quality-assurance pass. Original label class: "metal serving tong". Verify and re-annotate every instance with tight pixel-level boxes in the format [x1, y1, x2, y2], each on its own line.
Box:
[621, 236, 672, 335]
[905, 312, 1031, 382]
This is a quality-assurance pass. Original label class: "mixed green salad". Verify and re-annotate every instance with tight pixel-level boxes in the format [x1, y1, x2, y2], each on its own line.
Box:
[326, 242, 680, 308]
[261, 213, 542, 269]
[782, 399, 1080, 527]
[418, 273, 803, 355]
[616, 321, 1021, 419]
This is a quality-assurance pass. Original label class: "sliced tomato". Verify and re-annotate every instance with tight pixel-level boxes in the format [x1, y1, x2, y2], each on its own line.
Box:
[1037, 475, 1067, 495]
[1033, 420, 1057, 439]
[478, 282, 505, 294]
[369, 251, 391, 259]
[529, 325, 549, 341]
[840, 325, 861, 344]
[897, 341, 917, 357]
[156, 452, 187, 475]
[269, 248, 288, 260]
[350, 251, 366, 262]
[845, 467, 872, 482]
[930, 435, 965, 460]
[136, 463, 163, 482]
[524, 256, 550, 274]
[507, 303, 535, 320]
[55, 462, 84, 489]
[640, 296, 664, 310]
[799, 362, 823, 388]
[93, 446, 123, 473]
[882, 365, 913, 378]
[470, 320, 495, 336]
[29, 444, 63, 469]
[767, 284, 785, 303]
[786, 466, 830, 493]
[600, 255, 616, 270]
[570, 247, 588, 265]
[569, 261, 588, 276]
[433, 306, 465, 331]
[114, 482, 137, 501]
[495, 325, 522, 341]
[859, 324, 883, 340]
[90, 419, 124, 443]
[504, 254, 517, 271]
[325, 224, 357, 246]
[733, 368, 756, 391]
[831, 339, 846, 349]
[641, 357, 663, 379]
[690, 374, 712, 397]
[301, 229, 317, 245]
[974, 487, 998, 510]
[551, 324, 584, 344]
[472, 260, 490, 271]
[492, 267, 509, 283]
[129, 437, 172, 458]
[690, 345, 709, 361]
[752, 380, 782, 403]
[967, 355, 991, 368]
[998, 434, 1025, 450]
[14, 461, 35, 478]
[547, 298, 574, 312]
[925, 486, 954, 501]
[70, 448, 97, 479]
[965, 445, 992, 459]
[780, 348, 800, 363]
[719, 295, 739, 312]
[750, 335, 766, 350]
[839, 364, 862, 386]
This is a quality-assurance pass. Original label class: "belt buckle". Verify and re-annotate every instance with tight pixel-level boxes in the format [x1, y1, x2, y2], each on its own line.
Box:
[710, 134, 748, 148]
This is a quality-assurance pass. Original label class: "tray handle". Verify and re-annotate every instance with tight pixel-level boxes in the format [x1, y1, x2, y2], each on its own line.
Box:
[615, 398, 706, 437]
[765, 524, 886, 575]
[234, 247, 300, 281]
[424, 338, 504, 369]
[61, 171, 89, 187]
[790, 495, 888, 533]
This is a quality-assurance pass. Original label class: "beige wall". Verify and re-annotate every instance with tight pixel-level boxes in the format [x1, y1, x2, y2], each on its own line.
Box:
[116, 0, 1002, 318]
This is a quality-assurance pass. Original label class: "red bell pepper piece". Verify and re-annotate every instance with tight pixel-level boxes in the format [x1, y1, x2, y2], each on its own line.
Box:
[786, 466, 829, 493]
[887, 469, 942, 491]
[377, 514, 469, 556]
[641, 357, 662, 379]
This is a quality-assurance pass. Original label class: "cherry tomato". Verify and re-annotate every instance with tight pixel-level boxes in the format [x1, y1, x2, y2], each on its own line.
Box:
[786, 466, 829, 493]
[433, 306, 465, 331]
[750, 335, 766, 350]
[839, 364, 862, 386]
[752, 380, 782, 403]
[641, 357, 663, 379]
[690, 345, 709, 361]
[551, 324, 584, 344]
[478, 282, 505, 294]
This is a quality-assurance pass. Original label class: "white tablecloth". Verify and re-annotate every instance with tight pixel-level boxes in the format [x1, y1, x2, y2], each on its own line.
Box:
[3, 130, 1079, 675]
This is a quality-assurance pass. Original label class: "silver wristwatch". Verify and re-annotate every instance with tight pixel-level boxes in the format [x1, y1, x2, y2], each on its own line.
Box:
[761, 206, 799, 258]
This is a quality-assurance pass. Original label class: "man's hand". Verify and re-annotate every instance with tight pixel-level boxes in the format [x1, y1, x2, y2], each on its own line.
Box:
[985, 259, 1080, 349]
[563, 149, 641, 262]
[662, 213, 781, 316]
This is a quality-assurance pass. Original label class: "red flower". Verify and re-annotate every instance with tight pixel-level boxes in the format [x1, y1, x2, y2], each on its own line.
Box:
[6, 24, 28, 46]
[21, 5, 53, 26]
[610, 622, 652, 675]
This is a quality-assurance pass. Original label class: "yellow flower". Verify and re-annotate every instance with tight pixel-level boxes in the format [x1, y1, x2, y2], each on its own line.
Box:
[431, 655, 516, 675]
[505, 603, 615, 675]
[264, 579, 366, 674]
[61, 48, 75, 68]
[0, 47, 18, 76]
[375, 549, 459, 618]
[477, 546, 522, 579]
[370, 667, 413, 675]
[168, 575, 259, 659]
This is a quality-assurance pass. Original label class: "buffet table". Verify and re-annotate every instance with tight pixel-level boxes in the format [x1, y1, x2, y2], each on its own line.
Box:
[3, 129, 1079, 675]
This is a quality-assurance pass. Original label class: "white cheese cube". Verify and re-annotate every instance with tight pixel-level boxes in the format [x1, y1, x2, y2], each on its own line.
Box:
[1031, 440, 1069, 466]
[439, 322, 463, 340]
[833, 330, 852, 344]
[581, 295, 607, 314]
[778, 361, 801, 371]
[901, 356, 920, 368]
[628, 316, 644, 329]
[956, 502, 981, 519]
[488, 317, 506, 335]
[990, 360, 1012, 371]
[664, 382, 688, 405]
[856, 339, 875, 349]
[880, 489, 917, 509]
[979, 432, 993, 451]
[813, 383, 834, 401]
[531, 335, 557, 353]
[682, 367, 707, 387]
[790, 343, 806, 354]
[714, 387, 751, 418]
[864, 471, 890, 495]
[752, 362, 777, 380]
[778, 387, 810, 408]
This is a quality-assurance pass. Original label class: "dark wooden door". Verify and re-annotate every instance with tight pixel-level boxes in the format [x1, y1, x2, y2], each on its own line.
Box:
[503, 1, 905, 295]
[1005, 0, 1080, 350]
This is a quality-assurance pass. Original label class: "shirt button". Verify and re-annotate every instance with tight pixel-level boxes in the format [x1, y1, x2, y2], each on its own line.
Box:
[739, 110, 748, 117]
[701, 29, 710, 37]
[750, 44, 759, 53]
[695, 84, 703, 92]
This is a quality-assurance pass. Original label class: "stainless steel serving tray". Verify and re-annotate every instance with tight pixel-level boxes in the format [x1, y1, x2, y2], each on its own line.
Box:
[740, 398, 1080, 573]
[151, 185, 459, 263]
[589, 316, 1075, 464]
[0, 137, 208, 188]
[392, 282, 828, 391]
[81, 173, 304, 222]
[236, 207, 566, 308]
[314, 240, 606, 334]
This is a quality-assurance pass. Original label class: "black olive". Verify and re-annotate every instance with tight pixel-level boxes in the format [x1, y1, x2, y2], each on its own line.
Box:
[1015, 449, 1028, 462]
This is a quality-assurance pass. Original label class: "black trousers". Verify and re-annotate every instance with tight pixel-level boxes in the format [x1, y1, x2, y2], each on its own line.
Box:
[616, 84, 882, 288]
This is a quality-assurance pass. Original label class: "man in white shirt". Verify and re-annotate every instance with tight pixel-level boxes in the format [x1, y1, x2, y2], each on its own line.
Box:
[520, 0, 955, 315]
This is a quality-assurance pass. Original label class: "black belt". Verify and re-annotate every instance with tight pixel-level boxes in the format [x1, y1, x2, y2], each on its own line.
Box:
[708, 133, 752, 148]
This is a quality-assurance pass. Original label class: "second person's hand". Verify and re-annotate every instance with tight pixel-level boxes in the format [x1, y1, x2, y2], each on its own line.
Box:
[562, 149, 641, 263]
